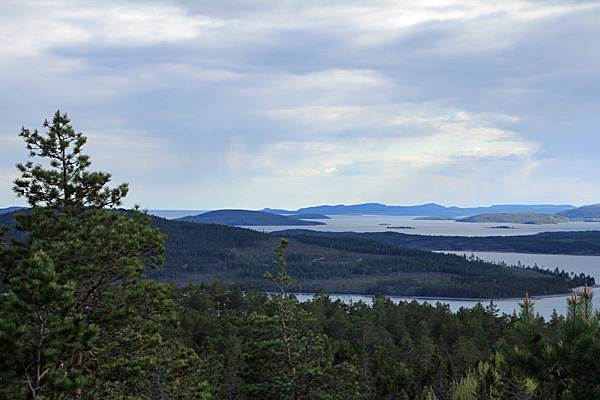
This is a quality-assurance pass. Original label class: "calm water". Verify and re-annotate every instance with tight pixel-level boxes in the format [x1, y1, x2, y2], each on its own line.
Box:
[293, 291, 575, 319]
[293, 252, 600, 319]
[247, 214, 600, 236]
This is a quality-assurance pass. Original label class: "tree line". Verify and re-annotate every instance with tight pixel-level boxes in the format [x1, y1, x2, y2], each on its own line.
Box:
[275, 229, 600, 255]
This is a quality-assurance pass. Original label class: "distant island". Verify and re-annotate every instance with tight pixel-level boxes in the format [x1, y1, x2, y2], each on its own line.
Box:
[262, 202, 575, 217]
[175, 209, 326, 226]
[456, 212, 571, 225]
[139, 202, 600, 221]
[413, 205, 600, 225]
[261, 203, 600, 225]
[556, 205, 600, 220]
[454, 205, 600, 225]
[9, 202, 600, 225]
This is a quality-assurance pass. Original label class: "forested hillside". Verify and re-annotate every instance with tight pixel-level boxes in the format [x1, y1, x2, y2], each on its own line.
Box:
[1, 209, 593, 298]
[147, 217, 592, 298]
[275, 229, 600, 255]
[557, 204, 600, 220]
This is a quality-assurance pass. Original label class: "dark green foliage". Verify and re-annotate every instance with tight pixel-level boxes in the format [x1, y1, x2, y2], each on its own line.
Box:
[13, 111, 128, 215]
[150, 225, 590, 298]
[0, 111, 208, 399]
[148, 216, 269, 279]
[243, 239, 360, 400]
[170, 279, 600, 399]
[267, 234, 591, 298]
[173, 279, 517, 400]
[500, 287, 600, 399]
[274, 228, 600, 256]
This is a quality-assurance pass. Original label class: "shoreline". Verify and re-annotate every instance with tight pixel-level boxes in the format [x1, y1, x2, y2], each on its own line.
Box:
[291, 285, 600, 303]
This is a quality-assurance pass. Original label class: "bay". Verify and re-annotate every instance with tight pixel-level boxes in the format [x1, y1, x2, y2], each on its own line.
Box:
[293, 252, 600, 319]
[257, 215, 600, 319]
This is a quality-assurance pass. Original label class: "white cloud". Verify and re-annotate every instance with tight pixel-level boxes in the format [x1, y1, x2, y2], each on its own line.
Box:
[0, 2, 210, 56]
[1, 0, 600, 209]
[222, 105, 538, 185]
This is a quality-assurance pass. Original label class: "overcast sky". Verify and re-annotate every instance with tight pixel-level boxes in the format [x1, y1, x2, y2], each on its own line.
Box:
[1, 0, 599, 210]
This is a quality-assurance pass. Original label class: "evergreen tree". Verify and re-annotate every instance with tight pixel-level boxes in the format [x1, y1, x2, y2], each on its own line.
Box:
[241, 239, 359, 400]
[500, 287, 600, 399]
[0, 111, 208, 399]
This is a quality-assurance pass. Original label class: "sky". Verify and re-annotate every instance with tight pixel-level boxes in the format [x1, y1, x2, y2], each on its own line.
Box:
[1, 0, 599, 211]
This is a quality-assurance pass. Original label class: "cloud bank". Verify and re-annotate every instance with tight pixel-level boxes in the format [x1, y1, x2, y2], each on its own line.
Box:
[1, 0, 599, 209]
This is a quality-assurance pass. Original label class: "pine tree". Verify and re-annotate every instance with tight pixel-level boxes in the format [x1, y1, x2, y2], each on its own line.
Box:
[0, 111, 208, 399]
[500, 288, 600, 399]
[241, 239, 360, 400]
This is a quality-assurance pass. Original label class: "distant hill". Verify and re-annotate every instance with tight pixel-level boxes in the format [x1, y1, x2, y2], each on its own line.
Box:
[264, 203, 575, 217]
[0, 206, 27, 215]
[148, 210, 207, 219]
[456, 212, 570, 225]
[176, 209, 326, 226]
[557, 205, 600, 220]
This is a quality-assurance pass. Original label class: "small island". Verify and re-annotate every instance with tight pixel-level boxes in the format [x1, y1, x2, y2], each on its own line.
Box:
[454, 206, 600, 225]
